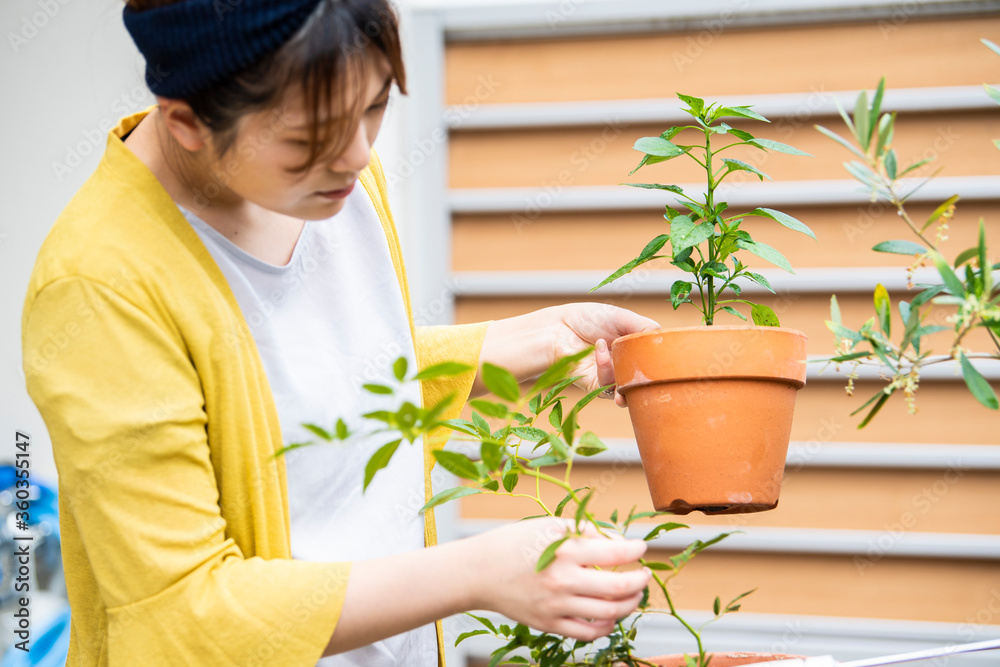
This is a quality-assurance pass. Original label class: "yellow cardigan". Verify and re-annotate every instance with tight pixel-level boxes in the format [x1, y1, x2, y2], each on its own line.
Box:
[21, 107, 488, 666]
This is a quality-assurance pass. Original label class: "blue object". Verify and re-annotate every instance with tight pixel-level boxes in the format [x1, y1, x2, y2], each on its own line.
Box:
[0, 607, 70, 667]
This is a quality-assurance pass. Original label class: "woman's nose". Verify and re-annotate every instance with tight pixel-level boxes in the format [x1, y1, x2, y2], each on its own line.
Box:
[331, 121, 371, 173]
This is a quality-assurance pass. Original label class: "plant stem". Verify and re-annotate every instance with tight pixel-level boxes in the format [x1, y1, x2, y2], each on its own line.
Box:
[704, 124, 716, 325]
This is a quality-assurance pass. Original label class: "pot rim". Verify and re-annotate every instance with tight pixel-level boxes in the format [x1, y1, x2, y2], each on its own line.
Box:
[613, 324, 808, 348]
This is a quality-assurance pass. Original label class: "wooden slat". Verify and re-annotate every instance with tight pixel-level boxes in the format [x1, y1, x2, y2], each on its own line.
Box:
[452, 292, 996, 355]
[448, 111, 998, 188]
[639, 551, 1000, 623]
[458, 465, 1000, 534]
[445, 17, 1000, 104]
[452, 203, 1000, 271]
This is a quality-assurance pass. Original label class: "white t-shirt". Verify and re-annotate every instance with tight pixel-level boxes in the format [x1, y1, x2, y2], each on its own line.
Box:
[178, 183, 436, 666]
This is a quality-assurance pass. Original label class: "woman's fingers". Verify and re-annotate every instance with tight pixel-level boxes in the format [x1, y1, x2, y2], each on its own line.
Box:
[557, 533, 648, 568]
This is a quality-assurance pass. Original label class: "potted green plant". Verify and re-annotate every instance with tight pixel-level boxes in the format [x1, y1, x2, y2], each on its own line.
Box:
[813, 41, 999, 427]
[590, 94, 813, 515]
[288, 352, 798, 667]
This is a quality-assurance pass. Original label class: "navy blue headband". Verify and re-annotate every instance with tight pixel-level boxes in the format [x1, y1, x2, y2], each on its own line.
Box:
[123, 0, 324, 99]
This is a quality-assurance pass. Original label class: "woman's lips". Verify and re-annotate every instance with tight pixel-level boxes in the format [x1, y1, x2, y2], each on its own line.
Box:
[316, 182, 355, 199]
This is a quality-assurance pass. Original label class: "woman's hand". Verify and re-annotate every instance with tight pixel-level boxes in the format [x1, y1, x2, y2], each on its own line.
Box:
[473, 303, 660, 407]
[469, 518, 652, 642]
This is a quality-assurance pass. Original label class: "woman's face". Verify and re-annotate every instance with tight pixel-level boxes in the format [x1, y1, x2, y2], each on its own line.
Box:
[202, 52, 394, 221]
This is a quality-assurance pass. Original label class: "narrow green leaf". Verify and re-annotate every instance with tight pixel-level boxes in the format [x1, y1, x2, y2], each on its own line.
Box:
[455, 630, 491, 646]
[643, 522, 688, 541]
[420, 486, 483, 512]
[829, 351, 871, 362]
[745, 271, 775, 294]
[748, 207, 816, 239]
[854, 90, 871, 149]
[727, 127, 756, 142]
[984, 38, 1000, 57]
[634, 136, 685, 157]
[715, 105, 769, 122]
[363, 383, 393, 395]
[536, 536, 571, 572]
[364, 439, 402, 490]
[898, 157, 934, 178]
[922, 194, 961, 233]
[874, 284, 891, 337]
[433, 449, 482, 481]
[623, 182, 685, 194]
[827, 321, 864, 342]
[749, 138, 812, 156]
[930, 250, 967, 296]
[856, 390, 893, 429]
[466, 612, 498, 634]
[750, 303, 780, 327]
[721, 158, 771, 181]
[334, 418, 349, 440]
[482, 362, 521, 403]
[815, 124, 867, 160]
[986, 84, 1000, 106]
[960, 353, 999, 410]
[735, 238, 795, 273]
[414, 361, 474, 381]
[393, 357, 408, 381]
[875, 111, 895, 157]
[721, 305, 748, 321]
[713, 596, 722, 616]
[872, 240, 927, 256]
[870, 78, 886, 133]
[574, 489, 594, 528]
[302, 423, 333, 441]
[885, 148, 898, 180]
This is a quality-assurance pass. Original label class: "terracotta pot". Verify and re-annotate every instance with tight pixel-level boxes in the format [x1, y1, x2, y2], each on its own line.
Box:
[611, 325, 808, 515]
[642, 652, 805, 667]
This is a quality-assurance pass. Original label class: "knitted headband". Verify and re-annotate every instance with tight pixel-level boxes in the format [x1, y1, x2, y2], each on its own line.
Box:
[123, 0, 325, 99]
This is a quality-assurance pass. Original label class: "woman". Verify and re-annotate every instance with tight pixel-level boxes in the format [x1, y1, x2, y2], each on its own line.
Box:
[21, 0, 658, 664]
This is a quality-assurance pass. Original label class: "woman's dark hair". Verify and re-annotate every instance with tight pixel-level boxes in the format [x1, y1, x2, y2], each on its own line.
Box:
[126, 0, 407, 175]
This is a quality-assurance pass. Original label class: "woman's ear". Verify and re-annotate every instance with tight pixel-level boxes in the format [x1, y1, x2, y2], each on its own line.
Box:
[156, 98, 211, 152]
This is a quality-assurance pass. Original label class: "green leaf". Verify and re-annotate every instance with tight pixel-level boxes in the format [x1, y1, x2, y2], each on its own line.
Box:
[872, 240, 927, 256]
[745, 271, 775, 294]
[677, 93, 705, 116]
[750, 303, 780, 327]
[854, 90, 871, 150]
[922, 194, 960, 233]
[528, 453, 565, 468]
[671, 280, 694, 309]
[986, 84, 1000, 106]
[481, 441, 504, 471]
[714, 596, 721, 616]
[960, 353, 999, 410]
[471, 399, 511, 419]
[829, 351, 871, 362]
[721, 305, 748, 321]
[749, 138, 812, 156]
[364, 439, 402, 491]
[420, 486, 483, 512]
[748, 207, 816, 239]
[393, 357, 408, 381]
[302, 423, 333, 441]
[442, 419, 480, 437]
[335, 419, 349, 440]
[735, 238, 795, 273]
[870, 78, 885, 130]
[856, 390, 893, 429]
[827, 321, 864, 342]
[721, 158, 771, 181]
[466, 612, 498, 634]
[456, 630, 491, 646]
[984, 38, 1000, 57]
[874, 283, 891, 337]
[875, 111, 895, 157]
[554, 487, 589, 517]
[574, 489, 594, 528]
[536, 536, 570, 572]
[670, 216, 715, 253]
[898, 157, 934, 178]
[502, 469, 519, 492]
[634, 136, 685, 158]
[643, 522, 688, 541]
[727, 127, 756, 142]
[433, 449, 482, 481]
[576, 432, 608, 457]
[512, 426, 548, 442]
[929, 250, 967, 297]
[885, 148, 898, 180]
[414, 361, 473, 381]
[363, 383, 393, 395]
[815, 124, 867, 160]
[482, 362, 520, 403]
[715, 105, 768, 122]
[623, 182, 685, 194]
